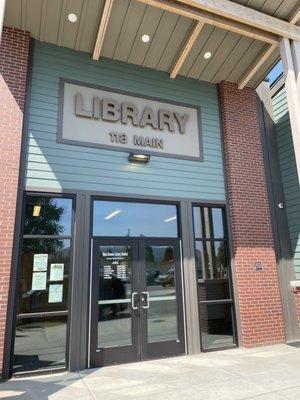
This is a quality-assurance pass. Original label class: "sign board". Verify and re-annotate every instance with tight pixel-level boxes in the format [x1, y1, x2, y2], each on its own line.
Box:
[59, 80, 202, 161]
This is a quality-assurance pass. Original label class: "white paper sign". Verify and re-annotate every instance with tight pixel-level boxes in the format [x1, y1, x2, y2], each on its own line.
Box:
[50, 263, 64, 281]
[33, 254, 48, 272]
[31, 272, 47, 291]
[48, 284, 63, 303]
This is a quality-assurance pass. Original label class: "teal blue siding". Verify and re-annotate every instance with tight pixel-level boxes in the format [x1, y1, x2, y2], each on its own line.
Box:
[25, 42, 225, 200]
[272, 86, 300, 279]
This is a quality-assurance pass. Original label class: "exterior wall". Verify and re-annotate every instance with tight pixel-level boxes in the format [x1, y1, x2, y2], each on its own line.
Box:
[272, 84, 300, 326]
[272, 86, 300, 280]
[220, 82, 285, 347]
[25, 42, 225, 200]
[0, 27, 30, 377]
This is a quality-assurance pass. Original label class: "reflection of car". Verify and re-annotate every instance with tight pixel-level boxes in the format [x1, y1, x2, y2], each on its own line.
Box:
[146, 270, 160, 285]
[160, 267, 175, 287]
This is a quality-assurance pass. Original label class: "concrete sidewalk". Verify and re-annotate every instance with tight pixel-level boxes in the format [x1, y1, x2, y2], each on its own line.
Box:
[1, 344, 300, 400]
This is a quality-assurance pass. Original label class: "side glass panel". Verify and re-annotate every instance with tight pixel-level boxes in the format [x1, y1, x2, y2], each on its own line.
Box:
[13, 196, 73, 373]
[97, 245, 132, 348]
[14, 238, 71, 372]
[93, 201, 178, 237]
[193, 205, 235, 350]
[199, 303, 234, 349]
[145, 245, 178, 343]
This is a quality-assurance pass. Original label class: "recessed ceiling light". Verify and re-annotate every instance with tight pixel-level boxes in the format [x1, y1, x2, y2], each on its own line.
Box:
[142, 34, 150, 43]
[164, 216, 177, 222]
[68, 13, 77, 23]
[104, 210, 121, 220]
[204, 51, 212, 59]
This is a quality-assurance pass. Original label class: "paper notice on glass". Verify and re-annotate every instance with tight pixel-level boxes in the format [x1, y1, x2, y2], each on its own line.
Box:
[50, 263, 64, 281]
[48, 284, 63, 303]
[31, 272, 47, 291]
[33, 254, 48, 272]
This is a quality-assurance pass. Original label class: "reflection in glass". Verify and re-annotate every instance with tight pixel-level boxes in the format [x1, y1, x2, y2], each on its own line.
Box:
[146, 246, 178, 343]
[212, 208, 224, 238]
[13, 315, 67, 373]
[97, 245, 132, 348]
[24, 197, 72, 236]
[193, 206, 224, 239]
[93, 201, 178, 237]
[199, 303, 234, 349]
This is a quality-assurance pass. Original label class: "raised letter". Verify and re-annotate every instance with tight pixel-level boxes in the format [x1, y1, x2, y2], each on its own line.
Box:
[93, 97, 101, 119]
[174, 112, 189, 134]
[102, 98, 120, 122]
[140, 107, 158, 130]
[134, 135, 145, 146]
[122, 102, 139, 126]
[159, 110, 175, 132]
[75, 93, 93, 118]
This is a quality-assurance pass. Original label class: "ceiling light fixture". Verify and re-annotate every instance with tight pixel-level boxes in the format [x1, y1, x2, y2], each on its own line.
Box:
[129, 153, 151, 163]
[204, 51, 212, 59]
[142, 34, 150, 43]
[164, 216, 177, 222]
[104, 210, 121, 220]
[68, 13, 78, 23]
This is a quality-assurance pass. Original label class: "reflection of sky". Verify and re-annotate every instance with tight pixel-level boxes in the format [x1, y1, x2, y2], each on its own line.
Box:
[93, 201, 178, 237]
[52, 198, 72, 235]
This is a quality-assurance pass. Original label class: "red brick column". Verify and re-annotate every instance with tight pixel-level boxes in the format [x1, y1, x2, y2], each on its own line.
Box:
[0, 27, 30, 377]
[219, 82, 285, 347]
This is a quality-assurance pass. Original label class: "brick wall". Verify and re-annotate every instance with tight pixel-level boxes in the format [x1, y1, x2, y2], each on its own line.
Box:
[219, 82, 285, 347]
[0, 27, 30, 377]
[294, 292, 300, 327]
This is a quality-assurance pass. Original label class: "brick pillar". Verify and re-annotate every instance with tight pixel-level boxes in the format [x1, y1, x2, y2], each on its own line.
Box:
[219, 82, 285, 347]
[0, 27, 30, 377]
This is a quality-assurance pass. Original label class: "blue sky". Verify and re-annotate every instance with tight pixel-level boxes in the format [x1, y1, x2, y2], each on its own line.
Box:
[267, 61, 283, 84]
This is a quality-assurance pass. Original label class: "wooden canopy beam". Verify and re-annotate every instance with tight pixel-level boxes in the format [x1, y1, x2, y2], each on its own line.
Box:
[93, 0, 114, 61]
[135, 0, 279, 45]
[238, 6, 300, 90]
[170, 21, 204, 79]
[177, 0, 300, 42]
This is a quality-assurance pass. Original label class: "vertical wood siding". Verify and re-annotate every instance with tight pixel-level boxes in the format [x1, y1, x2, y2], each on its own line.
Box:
[25, 42, 225, 201]
[272, 86, 300, 279]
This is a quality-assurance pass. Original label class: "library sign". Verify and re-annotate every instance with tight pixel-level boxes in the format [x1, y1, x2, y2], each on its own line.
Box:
[59, 80, 202, 161]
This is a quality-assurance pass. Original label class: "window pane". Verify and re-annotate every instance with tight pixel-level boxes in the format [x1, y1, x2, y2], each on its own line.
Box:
[13, 315, 67, 373]
[193, 207, 213, 239]
[195, 241, 230, 300]
[199, 303, 234, 349]
[24, 197, 72, 236]
[18, 239, 71, 313]
[193, 207, 202, 238]
[212, 208, 224, 239]
[93, 201, 178, 237]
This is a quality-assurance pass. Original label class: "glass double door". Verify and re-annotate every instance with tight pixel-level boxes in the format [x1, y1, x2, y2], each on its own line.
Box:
[90, 238, 185, 367]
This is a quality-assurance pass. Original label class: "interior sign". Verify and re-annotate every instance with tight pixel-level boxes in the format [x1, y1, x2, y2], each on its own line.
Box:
[59, 80, 202, 160]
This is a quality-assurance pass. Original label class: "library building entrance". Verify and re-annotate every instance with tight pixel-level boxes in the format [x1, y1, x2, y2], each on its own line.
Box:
[90, 200, 185, 367]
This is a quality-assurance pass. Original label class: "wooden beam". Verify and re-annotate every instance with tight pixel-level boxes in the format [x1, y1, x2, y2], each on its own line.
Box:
[289, 4, 300, 25]
[170, 21, 204, 79]
[135, 0, 279, 45]
[93, 0, 114, 61]
[238, 6, 300, 89]
[238, 44, 277, 89]
[177, 0, 300, 42]
[0, 0, 6, 42]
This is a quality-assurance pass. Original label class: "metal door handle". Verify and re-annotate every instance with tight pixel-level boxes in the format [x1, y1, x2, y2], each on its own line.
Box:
[131, 292, 138, 310]
[142, 292, 150, 309]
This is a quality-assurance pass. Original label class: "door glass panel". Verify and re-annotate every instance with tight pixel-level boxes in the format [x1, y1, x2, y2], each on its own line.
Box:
[14, 238, 71, 372]
[93, 201, 178, 237]
[199, 303, 234, 349]
[97, 245, 132, 348]
[146, 245, 178, 343]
